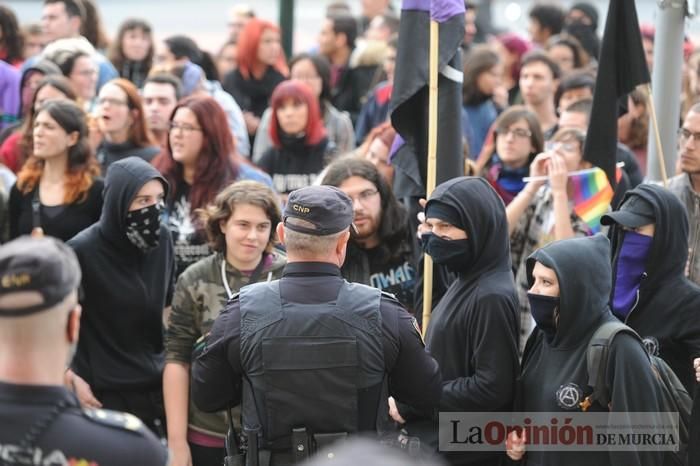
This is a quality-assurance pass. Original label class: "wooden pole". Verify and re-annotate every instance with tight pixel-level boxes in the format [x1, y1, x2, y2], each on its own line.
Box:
[421, 19, 439, 337]
[645, 83, 669, 187]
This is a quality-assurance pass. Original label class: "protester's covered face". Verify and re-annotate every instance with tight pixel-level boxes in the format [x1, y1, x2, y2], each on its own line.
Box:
[32, 109, 78, 159]
[496, 118, 534, 168]
[257, 28, 282, 66]
[128, 179, 165, 212]
[365, 138, 394, 185]
[337, 176, 382, 243]
[220, 203, 271, 268]
[519, 61, 556, 107]
[529, 261, 560, 297]
[276, 97, 308, 136]
[547, 44, 575, 75]
[97, 83, 133, 136]
[290, 59, 323, 99]
[169, 107, 203, 166]
[69, 55, 98, 102]
[558, 87, 592, 114]
[679, 111, 700, 175]
[122, 27, 151, 62]
[424, 218, 468, 240]
[143, 82, 177, 132]
[33, 85, 70, 113]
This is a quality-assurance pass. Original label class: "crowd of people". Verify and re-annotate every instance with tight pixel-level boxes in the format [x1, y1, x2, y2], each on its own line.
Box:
[1, 0, 700, 465]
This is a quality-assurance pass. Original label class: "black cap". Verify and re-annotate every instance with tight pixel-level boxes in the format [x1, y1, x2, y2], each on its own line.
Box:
[0, 236, 81, 318]
[283, 186, 354, 236]
[601, 195, 655, 228]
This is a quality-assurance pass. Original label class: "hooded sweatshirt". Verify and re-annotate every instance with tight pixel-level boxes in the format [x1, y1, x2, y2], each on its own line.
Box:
[408, 177, 520, 465]
[520, 235, 665, 466]
[68, 157, 175, 391]
[608, 184, 700, 392]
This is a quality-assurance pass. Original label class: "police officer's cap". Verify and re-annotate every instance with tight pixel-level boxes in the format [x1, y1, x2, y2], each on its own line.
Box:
[283, 185, 355, 236]
[0, 236, 81, 317]
[601, 194, 655, 228]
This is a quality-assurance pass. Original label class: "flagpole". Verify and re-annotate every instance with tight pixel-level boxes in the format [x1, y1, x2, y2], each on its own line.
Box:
[422, 19, 439, 336]
[645, 84, 669, 187]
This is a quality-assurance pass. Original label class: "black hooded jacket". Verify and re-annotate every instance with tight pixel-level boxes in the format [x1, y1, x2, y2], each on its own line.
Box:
[407, 177, 520, 465]
[520, 235, 665, 466]
[68, 157, 175, 391]
[608, 184, 700, 393]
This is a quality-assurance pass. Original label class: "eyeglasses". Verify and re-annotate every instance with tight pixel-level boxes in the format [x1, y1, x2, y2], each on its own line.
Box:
[496, 127, 532, 139]
[97, 97, 128, 107]
[545, 140, 579, 154]
[678, 128, 700, 143]
[347, 189, 379, 204]
[169, 122, 203, 133]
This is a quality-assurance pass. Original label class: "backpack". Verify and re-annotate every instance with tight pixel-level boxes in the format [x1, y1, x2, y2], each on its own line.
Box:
[585, 321, 691, 466]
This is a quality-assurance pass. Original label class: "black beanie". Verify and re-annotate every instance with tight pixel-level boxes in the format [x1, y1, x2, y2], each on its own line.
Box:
[425, 201, 463, 230]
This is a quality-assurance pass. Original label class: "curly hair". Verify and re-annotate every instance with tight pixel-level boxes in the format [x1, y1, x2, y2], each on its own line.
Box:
[17, 100, 99, 204]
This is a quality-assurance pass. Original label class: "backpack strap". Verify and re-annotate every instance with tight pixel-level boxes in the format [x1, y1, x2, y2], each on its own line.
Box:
[585, 321, 644, 410]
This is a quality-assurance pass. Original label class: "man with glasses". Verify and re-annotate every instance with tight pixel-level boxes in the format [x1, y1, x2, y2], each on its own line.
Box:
[321, 157, 419, 314]
[669, 103, 700, 285]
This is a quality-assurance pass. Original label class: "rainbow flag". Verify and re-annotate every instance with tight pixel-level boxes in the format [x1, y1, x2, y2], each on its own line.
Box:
[569, 167, 619, 233]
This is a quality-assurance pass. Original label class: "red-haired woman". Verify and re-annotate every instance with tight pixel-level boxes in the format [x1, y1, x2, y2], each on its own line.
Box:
[221, 18, 288, 142]
[153, 95, 272, 277]
[257, 80, 330, 198]
[9, 99, 102, 241]
[95, 78, 160, 173]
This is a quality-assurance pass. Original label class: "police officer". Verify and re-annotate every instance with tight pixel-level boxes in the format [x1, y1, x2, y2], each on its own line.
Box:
[0, 236, 169, 465]
[191, 185, 441, 465]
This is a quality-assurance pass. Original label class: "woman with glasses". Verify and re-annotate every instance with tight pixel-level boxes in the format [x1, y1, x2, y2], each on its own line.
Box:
[252, 53, 354, 163]
[257, 80, 331, 202]
[95, 78, 160, 174]
[9, 100, 102, 242]
[505, 127, 600, 352]
[153, 95, 271, 277]
[484, 105, 543, 205]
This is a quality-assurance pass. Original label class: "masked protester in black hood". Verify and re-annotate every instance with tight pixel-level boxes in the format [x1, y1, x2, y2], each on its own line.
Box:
[397, 177, 519, 466]
[511, 235, 665, 466]
[601, 184, 700, 393]
[66, 156, 175, 437]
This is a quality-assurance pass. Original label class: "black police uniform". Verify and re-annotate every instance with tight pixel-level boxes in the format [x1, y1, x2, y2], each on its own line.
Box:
[191, 262, 442, 464]
[0, 381, 168, 465]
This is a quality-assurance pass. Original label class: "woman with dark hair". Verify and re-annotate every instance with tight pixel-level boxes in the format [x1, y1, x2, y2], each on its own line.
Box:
[95, 78, 160, 173]
[545, 34, 589, 76]
[252, 52, 354, 162]
[164, 180, 286, 466]
[321, 156, 417, 312]
[222, 18, 288, 142]
[9, 99, 102, 241]
[154, 95, 268, 276]
[1, 75, 78, 173]
[462, 44, 505, 160]
[484, 105, 544, 205]
[0, 5, 24, 67]
[257, 80, 330, 199]
[108, 18, 153, 88]
[79, 0, 110, 51]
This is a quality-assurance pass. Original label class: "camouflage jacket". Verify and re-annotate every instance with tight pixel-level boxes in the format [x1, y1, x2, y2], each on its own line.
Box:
[165, 250, 287, 436]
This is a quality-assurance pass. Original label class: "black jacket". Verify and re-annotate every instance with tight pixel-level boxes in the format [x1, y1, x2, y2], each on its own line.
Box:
[222, 67, 286, 118]
[68, 157, 175, 391]
[406, 177, 520, 465]
[96, 140, 160, 175]
[258, 137, 330, 195]
[608, 184, 700, 393]
[520, 235, 665, 466]
[330, 64, 379, 125]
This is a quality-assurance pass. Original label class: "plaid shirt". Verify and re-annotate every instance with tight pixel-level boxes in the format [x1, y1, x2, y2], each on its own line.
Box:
[510, 185, 595, 353]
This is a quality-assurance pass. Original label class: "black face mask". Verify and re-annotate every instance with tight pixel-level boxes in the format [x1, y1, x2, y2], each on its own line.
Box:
[125, 202, 163, 250]
[527, 293, 560, 343]
[421, 233, 472, 274]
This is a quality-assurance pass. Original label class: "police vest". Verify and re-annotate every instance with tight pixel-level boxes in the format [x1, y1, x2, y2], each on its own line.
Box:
[239, 279, 386, 451]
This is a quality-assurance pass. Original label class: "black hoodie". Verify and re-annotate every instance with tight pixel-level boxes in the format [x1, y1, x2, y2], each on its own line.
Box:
[407, 177, 520, 465]
[520, 235, 665, 466]
[68, 157, 175, 391]
[607, 184, 700, 393]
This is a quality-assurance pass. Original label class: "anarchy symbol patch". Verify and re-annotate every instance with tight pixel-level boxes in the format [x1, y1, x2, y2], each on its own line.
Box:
[642, 336, 660, 357]
[556, 383, 583, 410]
